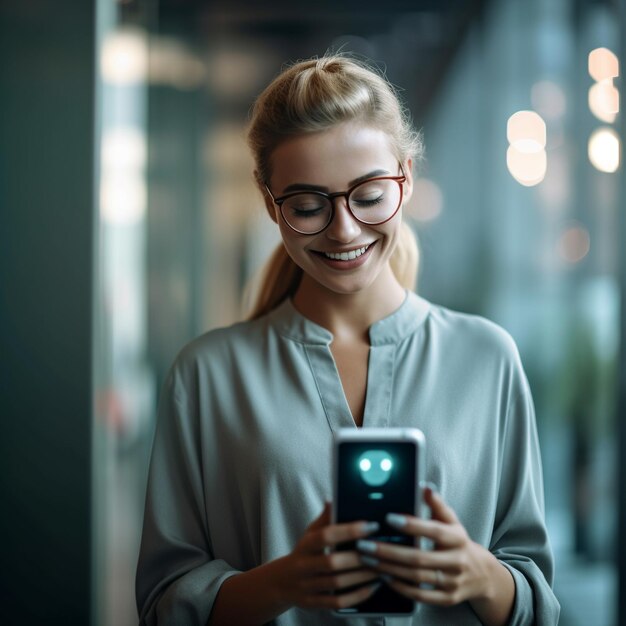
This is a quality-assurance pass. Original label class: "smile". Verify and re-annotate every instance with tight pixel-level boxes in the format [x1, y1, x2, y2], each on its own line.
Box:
[320, 244, 372, 261]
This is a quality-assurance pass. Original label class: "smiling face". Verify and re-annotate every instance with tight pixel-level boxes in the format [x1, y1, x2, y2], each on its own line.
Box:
[262, 122, 413, 300]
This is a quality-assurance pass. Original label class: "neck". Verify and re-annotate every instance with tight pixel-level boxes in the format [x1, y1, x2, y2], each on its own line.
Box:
[291, 266, 406, 343]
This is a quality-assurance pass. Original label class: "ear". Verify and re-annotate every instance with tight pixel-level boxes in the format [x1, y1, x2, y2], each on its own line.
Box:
[401, 158, 414, 205]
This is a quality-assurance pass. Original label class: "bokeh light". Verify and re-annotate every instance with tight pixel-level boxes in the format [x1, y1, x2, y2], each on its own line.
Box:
[406, 178, 444, 222]
[557, 225, 591, 264]
[507, 111, 546, 152]
[507, 146, 547, 186]
[101, 28, 148, 85]
[531, 81, 567, 120]
[588, 80, 619, 123]
[588, 127, 621, 173]
[102, 128, 146, 171]
[588, 47, 619, 82]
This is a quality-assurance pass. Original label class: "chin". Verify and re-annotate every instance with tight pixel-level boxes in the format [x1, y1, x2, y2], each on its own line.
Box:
[310, 274, 377, 296]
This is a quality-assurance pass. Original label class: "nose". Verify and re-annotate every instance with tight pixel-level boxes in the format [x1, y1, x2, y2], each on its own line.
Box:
[325, 196, 361, 242]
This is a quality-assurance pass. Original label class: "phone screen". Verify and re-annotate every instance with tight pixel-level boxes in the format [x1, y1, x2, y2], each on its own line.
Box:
[334, 440, 418, 615]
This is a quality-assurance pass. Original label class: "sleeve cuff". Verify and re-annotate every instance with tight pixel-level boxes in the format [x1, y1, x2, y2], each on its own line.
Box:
[141, 559, 242, 626]
[499, 561, 534, 626]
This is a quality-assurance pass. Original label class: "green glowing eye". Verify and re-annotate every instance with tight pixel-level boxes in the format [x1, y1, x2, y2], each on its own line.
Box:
[357, 450, 394, 487]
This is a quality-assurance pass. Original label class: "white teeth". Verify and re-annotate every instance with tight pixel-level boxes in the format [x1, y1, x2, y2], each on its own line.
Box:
[323, 244, 370, 261]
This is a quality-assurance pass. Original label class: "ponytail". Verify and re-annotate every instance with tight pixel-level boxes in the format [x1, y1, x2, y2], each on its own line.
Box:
[243, 244, 302, 321]
[390, 221, 419, 293]
[243, 221, 419, 320]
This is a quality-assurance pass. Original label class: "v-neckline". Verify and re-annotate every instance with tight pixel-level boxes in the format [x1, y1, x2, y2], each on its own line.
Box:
[268, 290, 432, 433]
[328, 343, 371, 428]
[305, 341, 397, 432]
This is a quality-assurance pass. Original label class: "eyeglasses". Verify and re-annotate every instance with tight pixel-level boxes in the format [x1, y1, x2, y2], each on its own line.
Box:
[264, 165, 406, 235]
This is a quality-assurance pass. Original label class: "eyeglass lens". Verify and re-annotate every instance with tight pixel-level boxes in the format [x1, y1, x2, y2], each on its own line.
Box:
[280, 178, 402, 234]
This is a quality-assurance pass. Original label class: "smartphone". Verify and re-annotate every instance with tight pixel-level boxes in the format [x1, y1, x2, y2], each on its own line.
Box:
[331, 427, 426, 617]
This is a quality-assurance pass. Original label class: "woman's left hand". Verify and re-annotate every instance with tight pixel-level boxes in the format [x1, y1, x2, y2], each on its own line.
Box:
[356, 487, 502, 609]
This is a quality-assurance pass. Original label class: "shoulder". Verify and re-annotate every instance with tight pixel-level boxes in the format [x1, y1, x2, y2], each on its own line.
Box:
[168, 315, 272, 387]
[423, 299, 522, 369]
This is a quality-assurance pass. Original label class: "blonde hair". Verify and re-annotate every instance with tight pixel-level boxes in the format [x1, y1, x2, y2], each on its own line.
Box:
[245, 54, 423, 320]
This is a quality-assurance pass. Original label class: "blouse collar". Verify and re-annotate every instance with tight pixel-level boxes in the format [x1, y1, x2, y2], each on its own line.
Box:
[269, 290, 431, 347]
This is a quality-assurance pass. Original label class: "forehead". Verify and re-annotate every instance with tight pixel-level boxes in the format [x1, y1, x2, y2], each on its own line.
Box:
[268, 122, 397, 191]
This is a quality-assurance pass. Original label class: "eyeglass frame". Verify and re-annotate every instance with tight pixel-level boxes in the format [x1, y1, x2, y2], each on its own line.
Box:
[263, 163, 407, 235]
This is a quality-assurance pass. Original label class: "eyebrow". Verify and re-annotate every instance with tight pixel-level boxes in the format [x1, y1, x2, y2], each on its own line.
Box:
[281, 169, 391, 194]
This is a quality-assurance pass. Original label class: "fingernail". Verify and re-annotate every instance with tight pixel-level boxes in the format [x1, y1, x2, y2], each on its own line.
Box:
[361, 521, 380, 534]
[357, 539, 377, 553]
[386, 513, 407, 527]
[369, 582, 382, 594]
[360, 555, 379, 567]
[424, 482, 439, 497]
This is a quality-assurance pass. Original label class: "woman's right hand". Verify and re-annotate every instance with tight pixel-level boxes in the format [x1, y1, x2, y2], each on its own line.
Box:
[275, 502, 382, 611]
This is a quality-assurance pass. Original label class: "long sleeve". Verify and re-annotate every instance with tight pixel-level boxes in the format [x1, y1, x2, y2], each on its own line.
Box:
[490, 367, 560, 625]
[135, 363, 241, 625]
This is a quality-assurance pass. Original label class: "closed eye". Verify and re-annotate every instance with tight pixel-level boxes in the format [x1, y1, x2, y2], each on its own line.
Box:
[352, 195, 385, 207]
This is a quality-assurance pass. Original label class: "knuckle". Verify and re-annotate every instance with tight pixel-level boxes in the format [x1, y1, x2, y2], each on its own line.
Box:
[322, 554, 335, 570]
[349, 526, 364, 540]
[330, 574, 343, 589]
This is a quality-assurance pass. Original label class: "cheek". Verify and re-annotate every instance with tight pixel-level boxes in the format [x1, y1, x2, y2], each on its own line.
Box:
[381, 219, 403, 250]
[277, 226, 312, 259]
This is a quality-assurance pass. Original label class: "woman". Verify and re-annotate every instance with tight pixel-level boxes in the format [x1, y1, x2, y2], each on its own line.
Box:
[136, 55, 559, 625]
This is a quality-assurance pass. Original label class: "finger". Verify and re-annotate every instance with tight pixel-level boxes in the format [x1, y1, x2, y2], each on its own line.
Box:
[357, 545, 461, 571]
[424, 487, 459, 525]
[308, 550, 364, 573]
[303, 519, 380, 553]
[300, 568, 380, 593]
[302, 581, 381, 610]
[359, 557, 456, 589]
[385, 577, 460, 607]
[383, 516, 464, 548]
[307, 501, 332, 531]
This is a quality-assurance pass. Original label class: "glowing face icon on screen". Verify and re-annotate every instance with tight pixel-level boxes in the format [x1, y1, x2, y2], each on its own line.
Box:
[357, 450, 394, 487]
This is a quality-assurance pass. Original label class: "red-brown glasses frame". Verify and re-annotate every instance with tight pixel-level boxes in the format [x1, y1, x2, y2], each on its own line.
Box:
[264, 164, 407, 235]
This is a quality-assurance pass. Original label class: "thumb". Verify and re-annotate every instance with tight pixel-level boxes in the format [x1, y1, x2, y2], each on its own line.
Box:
[307, 500, 332, 530]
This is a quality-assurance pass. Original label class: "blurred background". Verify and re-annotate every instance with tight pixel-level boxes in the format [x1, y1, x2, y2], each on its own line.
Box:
[1, 0, 625, 624]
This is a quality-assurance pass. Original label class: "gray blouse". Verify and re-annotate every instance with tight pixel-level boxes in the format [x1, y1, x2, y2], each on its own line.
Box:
[136, 291, 560, 625]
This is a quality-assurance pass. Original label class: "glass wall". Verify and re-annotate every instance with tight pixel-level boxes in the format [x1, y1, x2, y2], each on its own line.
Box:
[93, 0, 623, 624]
